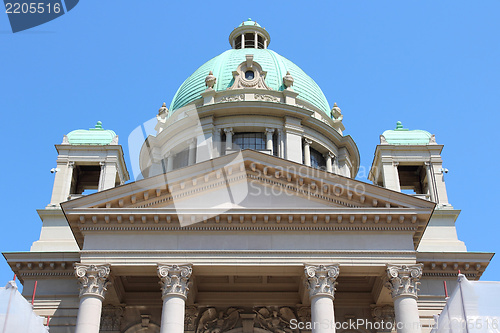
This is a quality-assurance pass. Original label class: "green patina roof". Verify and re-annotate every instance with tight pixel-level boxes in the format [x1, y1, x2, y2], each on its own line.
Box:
[239, 18, 261, 27]
[382, 121, 432, 145]
[67, 121, 116, 145]
[169, 48, 331, 116]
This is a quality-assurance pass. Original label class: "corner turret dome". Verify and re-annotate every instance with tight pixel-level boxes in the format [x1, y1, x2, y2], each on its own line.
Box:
[65, 121, 117, 145]
[169, 20, 331, 117]
[382, 121, 433, 145]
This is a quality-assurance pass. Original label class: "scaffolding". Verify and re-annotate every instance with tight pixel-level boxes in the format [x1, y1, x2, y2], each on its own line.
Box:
[0, 281, 49, 333]
[431, 275, 500, 333]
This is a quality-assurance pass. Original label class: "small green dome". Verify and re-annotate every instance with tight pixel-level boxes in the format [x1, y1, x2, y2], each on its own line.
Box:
[169, 48, 330, 116]
[239, 18, 261, 27]
[382, 121, 432, 145]
[67, 121, 117, 145]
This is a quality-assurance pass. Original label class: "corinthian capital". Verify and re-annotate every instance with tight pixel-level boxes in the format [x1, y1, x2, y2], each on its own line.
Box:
[304, 264, 340, 299]
[385, 264, 423, 299]
[74, 263, 111, 299]
[157, 264, 193, 300]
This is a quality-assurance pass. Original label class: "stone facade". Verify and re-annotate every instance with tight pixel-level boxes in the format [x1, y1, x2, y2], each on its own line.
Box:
[3, 19, 493, 333]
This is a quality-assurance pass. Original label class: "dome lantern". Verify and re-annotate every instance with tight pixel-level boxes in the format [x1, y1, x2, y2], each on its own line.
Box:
[228, 18, 270, 49]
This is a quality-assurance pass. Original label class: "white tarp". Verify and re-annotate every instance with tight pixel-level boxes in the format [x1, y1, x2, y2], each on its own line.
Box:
[431, 275, 500, 333]
[0, 281, 49, 333]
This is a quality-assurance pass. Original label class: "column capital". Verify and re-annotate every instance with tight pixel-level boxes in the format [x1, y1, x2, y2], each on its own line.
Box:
[223, 127, 234, 134]
[324, 151, 336, 160]
[74, 263, 111, 300]
[157, 264, 193, 300]
[187, 138, 196, 146]
[265, 127, 276, 134]
[385, 264, 423, 299]
[303, 138, 312, 146]
[304, 264, 339, 299]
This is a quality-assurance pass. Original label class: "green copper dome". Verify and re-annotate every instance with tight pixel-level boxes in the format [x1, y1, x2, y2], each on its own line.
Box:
[239, 18, 261, 27]
[382, 121, 432, 145]
[169, 48, 331, 116]
[67, 121, 117, 145]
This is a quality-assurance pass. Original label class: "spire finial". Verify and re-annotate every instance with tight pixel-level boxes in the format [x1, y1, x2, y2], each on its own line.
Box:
[95, 121, 103, 129]
[158, 102, 168, 115]
[396, 121, 403, 130]
[205, 71, 217, 90]
[283, 71, 294, 90]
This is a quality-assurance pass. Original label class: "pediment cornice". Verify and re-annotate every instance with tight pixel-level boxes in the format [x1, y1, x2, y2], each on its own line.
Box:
[61, 150, 435, 250]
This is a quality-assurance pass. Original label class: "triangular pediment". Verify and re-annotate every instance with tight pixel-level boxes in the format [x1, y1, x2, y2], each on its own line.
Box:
[61, 150, 435, 248]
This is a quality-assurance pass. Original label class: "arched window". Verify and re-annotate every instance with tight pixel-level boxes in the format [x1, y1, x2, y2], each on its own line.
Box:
[233, 132, 266, 150]
[310, 147, 326, 170]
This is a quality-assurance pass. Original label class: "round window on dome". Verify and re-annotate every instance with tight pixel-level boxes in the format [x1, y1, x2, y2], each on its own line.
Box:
[245, 70, 254, 80]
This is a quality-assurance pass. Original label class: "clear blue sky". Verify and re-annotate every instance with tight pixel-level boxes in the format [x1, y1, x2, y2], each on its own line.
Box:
[1, 0, 498, 286]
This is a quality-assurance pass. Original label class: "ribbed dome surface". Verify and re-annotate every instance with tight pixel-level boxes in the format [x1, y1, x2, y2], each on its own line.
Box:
[169, 48, 331, 116]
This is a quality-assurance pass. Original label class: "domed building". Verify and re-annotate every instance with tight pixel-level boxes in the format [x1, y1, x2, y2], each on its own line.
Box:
[3, 20, 493, 333]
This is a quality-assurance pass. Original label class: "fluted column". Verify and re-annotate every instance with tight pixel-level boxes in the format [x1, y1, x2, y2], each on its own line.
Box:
[385, 264, 423, 333]
[304, 139, 312, 166]
[157, 264, 193, 333]
[265, 128, 275, 154]
[74, 264, 111, 333]
[224, 127, 234, 153]
[304, 264, 339, 333]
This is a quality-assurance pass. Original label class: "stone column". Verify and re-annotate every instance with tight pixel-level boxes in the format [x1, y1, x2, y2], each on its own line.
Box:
[304, 264, 340, 333]
[393, 162, 401, 192]
[241, 34, 245, 49]
[278, 129, 285, 158]
[265, 128, 275, 154]
[214, 129, 222, 158]
[303, 139, 312, 167]
[157, 264, 193, 333]
[254, 32, 258, 48]
[74, 264, 111, 333]
[424, 162, 436, 202]
[188, 138, 196, 165]
[324, 152, 335, 173]
[166, 152, 173, 172]
[224, 127, 233, 153]
[385, 264, 423, 333]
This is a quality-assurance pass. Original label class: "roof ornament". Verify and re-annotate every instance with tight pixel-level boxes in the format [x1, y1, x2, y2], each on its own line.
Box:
[94, 121, 103, 129]
[205, 71, 217, 90]
[283, 71, 294, 90]
[396, 121, 404, 130]
[331, 103, 342, 119]
[156, 102, 169, 132]
[158, 102, 168, 116]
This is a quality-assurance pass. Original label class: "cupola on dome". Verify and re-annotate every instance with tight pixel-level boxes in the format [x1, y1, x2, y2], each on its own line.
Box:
[169, 20, 331, 117]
